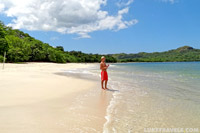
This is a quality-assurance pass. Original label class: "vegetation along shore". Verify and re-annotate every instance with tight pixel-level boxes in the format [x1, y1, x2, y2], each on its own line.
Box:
[0, 21, 200, 63]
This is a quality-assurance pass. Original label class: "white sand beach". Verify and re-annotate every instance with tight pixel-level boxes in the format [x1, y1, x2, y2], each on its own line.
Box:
[0, 63, 111, 133]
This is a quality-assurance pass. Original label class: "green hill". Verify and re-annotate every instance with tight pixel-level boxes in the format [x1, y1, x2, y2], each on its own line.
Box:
[0, 21, 116, 63]
[111, 46, 200, 62]
[0, 20, 199, 63]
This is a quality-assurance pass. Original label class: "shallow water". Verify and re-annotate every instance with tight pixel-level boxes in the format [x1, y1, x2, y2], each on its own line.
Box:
[64, 62, 200, 132]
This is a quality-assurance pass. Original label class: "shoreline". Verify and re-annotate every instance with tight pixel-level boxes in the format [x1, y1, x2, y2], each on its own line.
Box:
[0, 63, 112, 132]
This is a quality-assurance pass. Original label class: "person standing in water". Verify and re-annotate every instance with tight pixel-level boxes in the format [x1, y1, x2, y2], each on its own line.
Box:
[100, 56, 109, 90]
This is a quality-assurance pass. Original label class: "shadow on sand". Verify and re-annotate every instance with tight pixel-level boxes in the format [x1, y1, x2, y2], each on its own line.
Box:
[104, 89, 119, 92]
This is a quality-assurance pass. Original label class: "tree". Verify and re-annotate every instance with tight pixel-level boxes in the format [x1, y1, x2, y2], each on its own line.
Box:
[56, 46, 64, 52]
[0, 38, 8, 55]
[0, 24, 8, 55]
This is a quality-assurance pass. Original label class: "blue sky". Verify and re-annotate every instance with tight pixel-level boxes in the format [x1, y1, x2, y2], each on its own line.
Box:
[0, 0, 199, 54]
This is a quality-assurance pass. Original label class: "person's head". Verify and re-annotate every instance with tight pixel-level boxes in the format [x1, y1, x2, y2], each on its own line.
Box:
[101, 56, 106, 62]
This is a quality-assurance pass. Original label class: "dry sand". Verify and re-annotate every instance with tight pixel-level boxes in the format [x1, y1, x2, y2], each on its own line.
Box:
[0, 63, 111, 133]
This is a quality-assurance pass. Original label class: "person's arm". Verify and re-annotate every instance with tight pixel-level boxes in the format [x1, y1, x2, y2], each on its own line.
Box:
[103, 64, 109, 70]
[100, 63, 108, 70]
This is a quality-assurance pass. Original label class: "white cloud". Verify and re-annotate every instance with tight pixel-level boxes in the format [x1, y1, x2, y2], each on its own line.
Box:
[116, 0, 134, 7]
[0, 3, 4, 12]
[0, 0, 137, 38]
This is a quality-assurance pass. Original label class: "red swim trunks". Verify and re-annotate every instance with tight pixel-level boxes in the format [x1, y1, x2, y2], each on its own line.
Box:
[101, 71, 108, 81]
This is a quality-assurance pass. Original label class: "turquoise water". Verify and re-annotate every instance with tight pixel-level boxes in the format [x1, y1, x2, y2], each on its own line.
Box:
[63, 62, 200, 132]
[102, 62, 200, 132]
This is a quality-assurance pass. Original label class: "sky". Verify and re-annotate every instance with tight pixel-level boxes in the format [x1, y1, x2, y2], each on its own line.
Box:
[0, 0, 199, 54]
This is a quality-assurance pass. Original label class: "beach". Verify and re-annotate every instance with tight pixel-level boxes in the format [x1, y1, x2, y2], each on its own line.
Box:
[0, 62, 200, 133]
[0, 63, 111, 133]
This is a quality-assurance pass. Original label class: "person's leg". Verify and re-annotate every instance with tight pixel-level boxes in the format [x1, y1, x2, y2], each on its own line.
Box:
[105, 80, 108, 89]
[101, 80, 105, 89]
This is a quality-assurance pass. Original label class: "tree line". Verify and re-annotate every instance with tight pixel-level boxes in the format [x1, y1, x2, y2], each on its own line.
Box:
[111, 46, 200, 62]
[1, 20, 199, 63]
[0, 21, 117, 63]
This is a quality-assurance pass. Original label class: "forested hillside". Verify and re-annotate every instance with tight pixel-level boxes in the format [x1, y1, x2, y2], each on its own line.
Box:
[1, 20, 199, 63]
[111, 46, 200, 62]
[0, 21, 117, 63]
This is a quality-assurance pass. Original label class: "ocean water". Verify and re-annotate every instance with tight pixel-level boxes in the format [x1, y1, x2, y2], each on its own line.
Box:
[102, 62, 200, 133]
[63, 62, 200, 132]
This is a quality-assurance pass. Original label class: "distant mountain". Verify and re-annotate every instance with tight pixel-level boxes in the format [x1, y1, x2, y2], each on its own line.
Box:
[111, 46, 200, 62]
